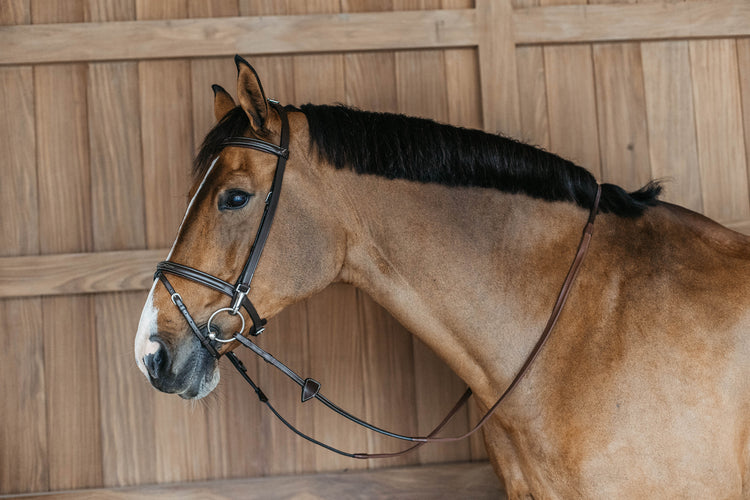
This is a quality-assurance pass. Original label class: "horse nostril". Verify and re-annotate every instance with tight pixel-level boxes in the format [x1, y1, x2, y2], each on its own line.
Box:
[144, 344, 171, 380]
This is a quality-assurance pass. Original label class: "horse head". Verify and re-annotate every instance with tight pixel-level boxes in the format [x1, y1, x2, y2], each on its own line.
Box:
[134, 56, 344, 399]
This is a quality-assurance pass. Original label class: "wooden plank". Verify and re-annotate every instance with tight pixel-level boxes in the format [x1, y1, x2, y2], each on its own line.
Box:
[94, 292, 157, 487]
[543, 46, 601, 176]
[0, 0, 30, 25]
[33, 2, 102, 489]
[85, 1, 151, 488]
[136, 2, 215, 485]
[306, 285, 367, 471]
[476, 0, 520, 138]
[514, 1, 750, 45]
[592, 43, 651, 190]
[689, 39, 749, 223]
[0, 6, 47, 494]
[0, 9, 479, 65]
[641, 41, 702, 211]
[188, 2, 239, 147]
[0, 298, 46, 495]
[394, 48, 472, 465]
[515, 44, 550, 149]
[0, 249, 165, 298]
[88, 62, 145, 252]
[735, 38, 750, 212]
[5, 462, 504, 500]
[358, 293, 420, 468]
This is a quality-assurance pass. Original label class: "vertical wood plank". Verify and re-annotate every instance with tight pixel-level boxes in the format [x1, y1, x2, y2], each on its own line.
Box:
[737, 39, 750, 196]
[513, 0, 550, 149]
[85, 0, 153, 488]
[306, 286, 367, 471]
[515, 44, 550, 149]
[395, 48, 472, 465]
[135, 1, 216, 484]
[476, 0, 520, 138]
[592, 43, 651, 190]
[689, 39, 749, 223]
[0, 37, 47, 492]
[541, 0, 600, 177]
[32, 2, 102, 490]
[641, 41, 702, 211]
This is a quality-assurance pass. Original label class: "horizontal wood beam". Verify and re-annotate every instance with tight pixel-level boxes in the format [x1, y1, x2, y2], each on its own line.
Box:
[0, 249, 167, 298]
[2, 1, 747, 67]
[514, 0, 750, 45]
[0, 9, 477, 66]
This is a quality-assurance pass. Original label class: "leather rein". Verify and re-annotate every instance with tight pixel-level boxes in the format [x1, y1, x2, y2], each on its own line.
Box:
[154, 101, 603, 459]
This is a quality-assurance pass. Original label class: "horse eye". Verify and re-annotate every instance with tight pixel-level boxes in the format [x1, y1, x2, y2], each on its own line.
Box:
[219, 190, 252, 211]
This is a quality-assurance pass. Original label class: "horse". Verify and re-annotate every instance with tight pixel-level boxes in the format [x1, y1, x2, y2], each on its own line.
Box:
[135, 56, 750, 498]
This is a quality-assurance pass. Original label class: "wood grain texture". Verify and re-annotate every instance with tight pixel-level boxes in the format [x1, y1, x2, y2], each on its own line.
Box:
[592, 43, 651, 190]
[641, 41, 702, 211]
[543, 44, 602, 177]
[0, 297, 47, 495]
[0, 67, 37, 259]
[0, 6, 46, 495]
[515, 44, 550, 149]
[514, 1, 750, 45]
[33, 2, 102, 488]
[85, 2, 152, 488]
[738, 39, 750, 190]
[0, 249, 165, 298]
[0, 9, 479, 66]
[95, 291, 157, 487]
[88, 61, 145, 252]
[135, 2, 216, 485]
[394, 48, 472, 464]
[689, 39, 749, 223]
[476, 0, 520, 138]
[7, 462, 505, 500]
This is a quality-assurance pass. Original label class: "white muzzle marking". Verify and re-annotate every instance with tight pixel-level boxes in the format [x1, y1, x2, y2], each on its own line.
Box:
[135, 279, 161, 378]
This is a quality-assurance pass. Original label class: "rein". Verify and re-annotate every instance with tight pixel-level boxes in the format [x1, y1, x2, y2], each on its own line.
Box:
[154, 101, 603, 459]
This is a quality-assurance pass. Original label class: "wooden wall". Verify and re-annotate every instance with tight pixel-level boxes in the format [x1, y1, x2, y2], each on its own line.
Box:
[1, 0, 748, 495]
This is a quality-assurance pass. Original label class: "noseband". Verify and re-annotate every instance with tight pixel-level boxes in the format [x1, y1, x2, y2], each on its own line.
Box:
[153, 101, 603, 459]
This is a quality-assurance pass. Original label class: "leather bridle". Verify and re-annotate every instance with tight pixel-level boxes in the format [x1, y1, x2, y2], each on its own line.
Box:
[153, 101, 603, 459]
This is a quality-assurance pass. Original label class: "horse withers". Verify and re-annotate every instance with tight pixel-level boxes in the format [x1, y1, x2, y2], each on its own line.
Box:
[135, 56, 750, 497]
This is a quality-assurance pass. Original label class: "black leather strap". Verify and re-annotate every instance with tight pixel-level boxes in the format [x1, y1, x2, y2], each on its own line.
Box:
[156, 272, 220, 358]
[233, 102, 290, 293]
[156, 262, 266, 336]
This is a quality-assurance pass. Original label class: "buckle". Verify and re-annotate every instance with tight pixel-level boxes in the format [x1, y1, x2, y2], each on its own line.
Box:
[231, 284, 250, 314]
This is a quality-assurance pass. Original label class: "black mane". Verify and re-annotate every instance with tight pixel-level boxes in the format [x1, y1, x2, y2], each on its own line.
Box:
[195, 104, 661, 217]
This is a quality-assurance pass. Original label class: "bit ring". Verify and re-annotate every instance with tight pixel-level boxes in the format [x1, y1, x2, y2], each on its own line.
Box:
[206, 307, 245, 343]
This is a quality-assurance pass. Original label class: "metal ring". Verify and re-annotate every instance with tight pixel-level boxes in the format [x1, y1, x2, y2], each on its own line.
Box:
[206, 307, 246, 343]
[170, 292, 182, 305]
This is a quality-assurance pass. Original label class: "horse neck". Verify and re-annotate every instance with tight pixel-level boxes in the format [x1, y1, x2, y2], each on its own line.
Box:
[330, 169, 595, 402]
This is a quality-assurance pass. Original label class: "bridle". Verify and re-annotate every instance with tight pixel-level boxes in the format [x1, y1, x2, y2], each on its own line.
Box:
[153, 101, 603, 459]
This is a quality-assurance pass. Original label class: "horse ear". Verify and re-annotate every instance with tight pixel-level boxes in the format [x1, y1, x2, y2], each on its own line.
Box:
[212, 84, 236, 122]
[235, 55, 268, 132]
